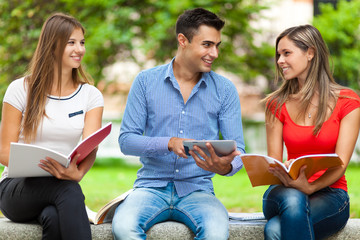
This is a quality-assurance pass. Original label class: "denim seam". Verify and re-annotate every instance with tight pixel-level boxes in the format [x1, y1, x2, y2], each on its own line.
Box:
[143, 207, 169, 231]
[312, 200, 349, 237]
[305, 200, 314, 240]
[339, 200, 349, 212]
[172, 206, 198, 229]
[327, 187, 349, 202]
[316, 199, 349, 222]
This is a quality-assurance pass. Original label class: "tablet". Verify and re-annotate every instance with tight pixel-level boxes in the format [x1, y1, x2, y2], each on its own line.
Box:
[183, 140, 236, 157]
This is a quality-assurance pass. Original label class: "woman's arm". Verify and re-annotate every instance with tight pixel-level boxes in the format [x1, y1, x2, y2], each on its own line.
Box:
[266, 114, 284, 161]
[306, 107, 360, 193]
[40, 106, 103, 182]
[0, 103, 22, 166]
[76, 106, 104, 175]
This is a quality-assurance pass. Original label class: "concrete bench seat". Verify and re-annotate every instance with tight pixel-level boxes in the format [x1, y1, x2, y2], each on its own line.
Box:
[1, 217, 360, 239]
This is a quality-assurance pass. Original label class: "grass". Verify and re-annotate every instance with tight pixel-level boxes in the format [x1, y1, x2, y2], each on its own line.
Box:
[80, 158, 360, 218]
[80, 158, 270, 213]
[1, 159, 360, 218]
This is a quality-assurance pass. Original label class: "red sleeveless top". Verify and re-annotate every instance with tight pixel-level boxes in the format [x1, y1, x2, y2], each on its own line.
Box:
[274, 89, 360, 191]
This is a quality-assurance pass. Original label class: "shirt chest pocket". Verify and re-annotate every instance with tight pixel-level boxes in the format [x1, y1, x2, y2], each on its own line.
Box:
[67, 109, 85, 129]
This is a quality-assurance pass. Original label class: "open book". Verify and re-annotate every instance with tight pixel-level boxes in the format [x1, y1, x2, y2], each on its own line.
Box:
[86, 189, 133, 224]
[8, 122, 112, 178]
[241, 153, 343, 187]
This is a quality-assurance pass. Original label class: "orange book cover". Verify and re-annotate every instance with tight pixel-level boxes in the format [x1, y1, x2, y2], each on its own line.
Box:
[241, 153, 343, 187]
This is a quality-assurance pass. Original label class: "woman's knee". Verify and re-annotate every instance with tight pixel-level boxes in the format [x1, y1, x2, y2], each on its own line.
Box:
[38, 205, 59, 224]
[269, 186, 308, 210]
[57, 181, 85, 202]
[38, 205, 61, 240]
[264, 216, 281, 240]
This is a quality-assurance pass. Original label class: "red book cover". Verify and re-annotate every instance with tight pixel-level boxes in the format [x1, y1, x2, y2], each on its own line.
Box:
[8, 122, 112, 178]
[69, 122, 112, 164]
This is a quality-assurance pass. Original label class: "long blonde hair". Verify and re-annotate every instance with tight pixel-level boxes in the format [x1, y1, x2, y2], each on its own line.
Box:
[23, 13, 91, 143]
[265, 24, 343, 135]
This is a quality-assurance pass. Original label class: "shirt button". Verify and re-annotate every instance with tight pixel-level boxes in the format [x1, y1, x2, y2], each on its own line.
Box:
[180, 130, 183, 134]
[182, 111, 185, 114]
[175, 169, 179, 173]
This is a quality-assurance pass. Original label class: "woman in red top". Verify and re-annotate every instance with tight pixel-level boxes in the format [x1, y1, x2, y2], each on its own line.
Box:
[263, 24, 360, 239]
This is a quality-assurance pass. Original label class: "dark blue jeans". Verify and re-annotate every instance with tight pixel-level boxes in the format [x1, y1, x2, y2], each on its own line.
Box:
[0, 177, 91, 240]
[263, 185, 349, 240]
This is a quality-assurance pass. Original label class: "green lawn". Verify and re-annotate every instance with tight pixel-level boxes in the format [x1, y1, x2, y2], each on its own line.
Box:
[1, 159, 360, 218]
[80, 158, 360, 218]
[80, 158, 270, 213]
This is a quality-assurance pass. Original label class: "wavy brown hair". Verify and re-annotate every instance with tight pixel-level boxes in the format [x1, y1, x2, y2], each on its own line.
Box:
[264, 24, 344, 135]
[22, 13, 91, 143]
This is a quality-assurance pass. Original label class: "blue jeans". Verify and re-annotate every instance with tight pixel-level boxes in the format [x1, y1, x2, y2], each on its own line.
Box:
[112, 182, 229, 240]
[263, 185, 349, 240]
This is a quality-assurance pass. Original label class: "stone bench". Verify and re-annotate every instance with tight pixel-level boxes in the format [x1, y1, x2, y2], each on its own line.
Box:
[1, 217, 360, 239]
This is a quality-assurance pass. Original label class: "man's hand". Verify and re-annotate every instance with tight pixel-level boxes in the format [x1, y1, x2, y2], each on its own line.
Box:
[190, 142, 241, 175]
[168, 137, 193, 159]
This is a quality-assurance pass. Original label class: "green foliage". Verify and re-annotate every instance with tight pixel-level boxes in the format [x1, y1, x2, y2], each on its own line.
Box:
[313, 0, 360, 90]
[0, 0, 274, 118]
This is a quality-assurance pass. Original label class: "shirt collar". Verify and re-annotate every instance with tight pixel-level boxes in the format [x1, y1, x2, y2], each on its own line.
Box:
[165, 57, 208, 87]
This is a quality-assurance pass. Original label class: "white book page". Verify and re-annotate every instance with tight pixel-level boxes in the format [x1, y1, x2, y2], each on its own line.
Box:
[8, 143, 69, 177]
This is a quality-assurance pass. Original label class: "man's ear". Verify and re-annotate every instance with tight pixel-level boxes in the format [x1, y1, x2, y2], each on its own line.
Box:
[177, 33, 188, 48]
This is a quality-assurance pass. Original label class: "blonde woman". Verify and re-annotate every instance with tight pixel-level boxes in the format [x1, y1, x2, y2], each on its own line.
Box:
[0, 13, 103, 239]
[263, 25, 360, 239]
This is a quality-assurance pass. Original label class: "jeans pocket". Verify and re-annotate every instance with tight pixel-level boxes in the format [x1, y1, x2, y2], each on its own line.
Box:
[325, 187, 350, 214]
[328, 187, 349, 203]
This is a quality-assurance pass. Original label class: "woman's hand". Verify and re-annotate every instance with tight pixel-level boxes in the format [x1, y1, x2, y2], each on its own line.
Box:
[283, 159, 294, 168]
[269, 165, 315, 195]
[39, 154, 83, 182]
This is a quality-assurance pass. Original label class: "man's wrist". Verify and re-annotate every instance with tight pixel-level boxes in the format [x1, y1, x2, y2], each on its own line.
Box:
[168, 137, 175, 151]
[221, 164, 233, 175]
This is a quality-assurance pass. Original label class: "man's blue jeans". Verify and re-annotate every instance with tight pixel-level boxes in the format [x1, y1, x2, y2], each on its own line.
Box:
[263, 185, 349, 240]
[112, 182, 229, 240]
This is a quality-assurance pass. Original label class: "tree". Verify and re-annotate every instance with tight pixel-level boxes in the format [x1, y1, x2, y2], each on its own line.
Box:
[313, 0, 360, 90]
[0, 0, 274, 117]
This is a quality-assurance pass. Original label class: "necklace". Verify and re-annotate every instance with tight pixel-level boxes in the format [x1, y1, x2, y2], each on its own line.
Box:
[308, 102, 317, 119]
